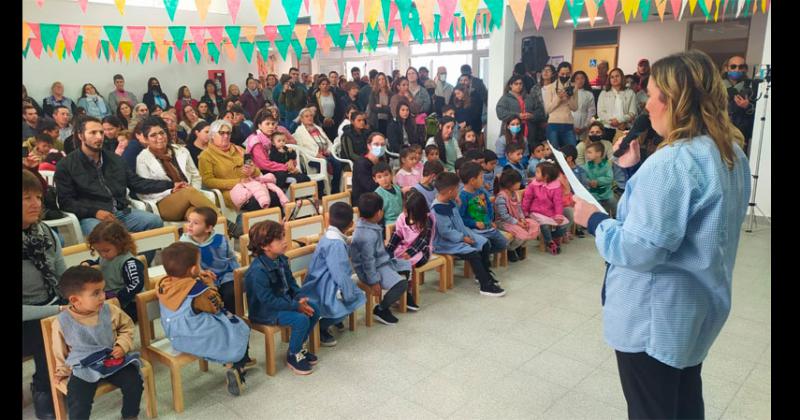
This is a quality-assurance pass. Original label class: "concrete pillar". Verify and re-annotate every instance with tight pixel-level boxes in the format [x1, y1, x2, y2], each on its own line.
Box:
[486, 7, 516, 151]
[397, 44, 411, 71]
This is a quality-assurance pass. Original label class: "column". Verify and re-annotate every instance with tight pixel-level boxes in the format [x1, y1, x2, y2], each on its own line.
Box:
[486, 7, 516, 151]
[397, 44, 411, 70]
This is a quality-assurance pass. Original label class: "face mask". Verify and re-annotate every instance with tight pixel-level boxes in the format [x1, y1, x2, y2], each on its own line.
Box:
[439, 74, 447, 82]
[509, 125, 521, 135]
[559, 76, 570, 84]
[728, 71, 744, 81]
[371, 145, 384, 157]
[589, 134, 603, 143]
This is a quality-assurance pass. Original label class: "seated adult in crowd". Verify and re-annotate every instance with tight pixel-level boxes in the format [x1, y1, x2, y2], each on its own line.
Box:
[77, 83, 111, 119]
[116, 101, 133, 129]
[174, 85, 199, 123]
[106, 74, 139, 112]
[159, 109, 186, 144]
[54, 116, 172, 237]
[229, 104, 253, 147]
[293, 106, 342, 194]
[339, 111, 370, 164]
[186, 120, 210, 166]
[240, 75, 266, 121]
[22, 104, 39, 141]
[201, 79, 226, 115]
[245, 110, 310, 189]
[351, 132, 387, 203]
[121, 119, 147, 170]
[198, 120, 279, 212]
[23, 169, 68, 420]
[23, 118, 64, 152]
[130, 102, 150, 128]
[179, 104, 203, 133]
[23, 84, 44, 116]
[386, 100, 422, 153]
[42, 81, 77, 117]
[143, 77, 171, 112]
[53, 104, 74, 143]
[135, 117, 218, 222]
[101, 115, 125, 153]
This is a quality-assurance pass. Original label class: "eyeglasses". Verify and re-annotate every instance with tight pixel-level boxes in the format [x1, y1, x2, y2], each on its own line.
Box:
[217, 131, 232, 137]
[729, 64, 748, 70]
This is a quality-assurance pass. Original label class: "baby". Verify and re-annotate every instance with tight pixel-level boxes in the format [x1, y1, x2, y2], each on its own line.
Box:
[230, 153, 290, 210]
[268, 133, 303, 185]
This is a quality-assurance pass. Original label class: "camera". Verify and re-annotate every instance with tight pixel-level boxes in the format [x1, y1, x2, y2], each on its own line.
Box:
[564, 84, 574, 97]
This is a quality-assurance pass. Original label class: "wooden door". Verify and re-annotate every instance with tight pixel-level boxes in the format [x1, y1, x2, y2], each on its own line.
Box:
[573, 45, 618, 81]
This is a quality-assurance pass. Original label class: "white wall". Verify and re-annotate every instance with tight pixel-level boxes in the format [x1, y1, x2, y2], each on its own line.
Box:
[748, 9, 770, 218]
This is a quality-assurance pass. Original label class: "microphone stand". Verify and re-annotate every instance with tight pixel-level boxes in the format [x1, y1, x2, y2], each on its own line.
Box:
[745, 65, 771, 233]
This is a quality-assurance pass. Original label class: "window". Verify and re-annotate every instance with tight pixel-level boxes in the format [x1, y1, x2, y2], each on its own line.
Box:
[689, 19, 751, 70]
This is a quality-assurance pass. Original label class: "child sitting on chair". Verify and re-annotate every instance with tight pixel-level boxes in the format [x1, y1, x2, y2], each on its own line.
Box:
[458, 162, 509, 258]
[431, 172, 505, 297]
[350, 193, 413, 325]
[156, 242, 251, 396]
[386, 190, 434, 308]
[83, 220, 145, 322]
[394, 147, 422, 193]
[267, 132, 306, 187]
[413, 160, 444, 208]
[244, 221, 321, 376]
[372, 162, 403, 225]
[300, 203, 367, 346]
[52, 266, 143, 420]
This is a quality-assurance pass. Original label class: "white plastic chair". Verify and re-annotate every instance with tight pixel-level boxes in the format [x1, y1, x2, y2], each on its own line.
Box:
[331, 136, 354, 193]
[286, 144, 331, 196]
[41, 173, 83, 245]
[201, 187, 239, 223]
[39, 170, 56, 186]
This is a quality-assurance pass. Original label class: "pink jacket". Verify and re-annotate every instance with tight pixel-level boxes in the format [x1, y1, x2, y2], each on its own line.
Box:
[245, 130, 288, 173]
[395, 167, 422, 189]
[522, 178, 563, 218]
[391, 212, 436, 266]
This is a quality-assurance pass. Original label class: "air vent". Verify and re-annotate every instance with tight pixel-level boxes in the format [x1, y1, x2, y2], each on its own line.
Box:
[297, 16, 311, 25]
[575, 27, 619, 47]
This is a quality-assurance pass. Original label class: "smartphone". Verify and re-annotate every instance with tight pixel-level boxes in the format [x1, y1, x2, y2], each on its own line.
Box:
[22, 146, 29, 158]
[243, 153, 253, 166]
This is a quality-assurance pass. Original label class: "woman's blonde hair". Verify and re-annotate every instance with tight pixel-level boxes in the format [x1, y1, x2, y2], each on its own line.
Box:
[650, 50, 744, 169]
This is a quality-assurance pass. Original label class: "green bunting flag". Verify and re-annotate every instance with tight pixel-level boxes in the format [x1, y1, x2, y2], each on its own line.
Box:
[277, 25, 294, 42]
[408, 7, 424, 43]
[101, 40, 110, 61]
[39, 23, 60, 51]
[640, 0, 651, 22]
[326, 24, 348, 49]
[23, 38, 30, 58]
[71, 35, 83, 62]
[395, 0, 412, 28]
[164, 0, 179, 21]
[207, 41, 220, 62]
[138, 42, 149, 63]
[255, 40, 270, 59]
[225, 26, 241, 47]
[240, 41, 255, 62]
[305, 38, 317, 58]
[380, 0, 391, 27]
[351, 33, 364, 53]
[366, 23, 380, 50]
[386, 28, 395, 47]
[168, 46, 173, 63]
[168, 26, 187, 48]
[189, 42, 202, 63]
[483, 0, 504, 30]
[290, 39, 303, 61]
[336, 0, 347, 23]
[567, 0, 585, 27]
[281, 0, 303, 33]
[274, 39, 291, 60]
[104, 25, 123, 49]
[698, 0, 711, 18]
[432, 15, 442, 41]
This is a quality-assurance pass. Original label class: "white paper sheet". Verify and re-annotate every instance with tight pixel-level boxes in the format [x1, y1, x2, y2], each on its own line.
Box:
[547, 141, 608, 215]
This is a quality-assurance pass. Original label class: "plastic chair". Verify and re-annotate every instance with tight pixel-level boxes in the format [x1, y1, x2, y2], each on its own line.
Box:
[286, 144, 331, 196]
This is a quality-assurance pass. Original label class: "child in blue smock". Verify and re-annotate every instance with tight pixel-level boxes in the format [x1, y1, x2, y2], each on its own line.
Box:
[300, 202, 367, 346]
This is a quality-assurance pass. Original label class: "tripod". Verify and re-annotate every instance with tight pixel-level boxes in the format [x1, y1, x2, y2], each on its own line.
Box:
[745, 65, 771, 233]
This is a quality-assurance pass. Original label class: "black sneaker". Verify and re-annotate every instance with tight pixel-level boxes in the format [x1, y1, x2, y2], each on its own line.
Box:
[301, 348, 319, 365]
[508, 249, 519, 263]
[335, 321, 346, 332]
[372, 306, 399, 325]
[286, 352, 313, 375]
[406, 293, 420, 312]
[575, 228, 586, 238]
[515, 247, 526, 260]
[31, 383, 56, 420]
[480, 283, 507, 297]
[320, 328, 338, 347]
[225, 368, 244, 396]
[227, 220, 243, 238]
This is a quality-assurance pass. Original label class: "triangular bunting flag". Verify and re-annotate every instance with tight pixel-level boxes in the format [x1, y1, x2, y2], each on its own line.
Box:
[164, 0, 179, 21]
[295, 24, 309, 46]
[240, 41, 255, 62]
[56, 39, 65, 61]
[688, 0, 698, 14]
[23, 21, 31, 51]
[60, 24, 81, 54]
[290, 39, 303, 61]
[115, 0, 126, 14]
[395, 0, 413, 28]
[509, 0, 528, 30]
[622, 0, 636, 22]
[78, 0, 88, 13]
[169, 26, 187, 49]
[28, 22, 41, 47]
[313, 0, 327, 23]
[549, 0, 567, 28]
[305, 38, 317, 57]
[386, 28, 395, 47]
[319, 34, 332, 53]
[223, 40, 237, 61]
[529, 0, 547, 30]
[81, 25, 101, 60]
[227, 0, 241, 23]
[604, 0, 619, 24]
[207, 26, 225, 49]
[277, 24, 294, 42]
[39, 23, 60, 52]
[415, 0, 435, 35]
[698, 0, 712, 18]
[119, 41, 132, 61]
[71, 35, 84, 62]
[309, 24, 326, 43]
[408, 6, 425, 43]
[149, 26, 167, 48]
[274, 39, 291, 60]
[656, 0, 668, 21]
[226, 26, 241, 47]
[101, 40, 110, 61]
[640, 0, 651, 21]
[23, 38, 30, 59]
[336, 0, 347, 24]
[351, 33, 364, 53]
[255, 40, 270, 58]
[381, 0, 391, 27]
[348, 22, 365, 41]
[127, 26, 146, 54]
[207, 41, 221, 62]
[189, 26, 206, 51]
[671, 0, 685, 17]
[30, 37, 43, 59]
[567, 0, 585, 27]
[104, 25, 123, 50]
[138, 41, 149, 63]
[167, 46, 173, 63]
[586, 0, 600, 26]
[282, 0, 304, 33]
[484, 0, 505, 30]
[36, 0, 44, 7]
[326, 24, 348, 49]
[263, 25, 279, 42]
[366, 23, 380, 50]
[189, 42, 202, 63]
[439, 0, 459, 33]
[461, 0, 480, 32]
[242, 26, 258, 43]
[253, 0, 272, 23]
[196, 0, 212, 21]
[345, 0, 362, 26]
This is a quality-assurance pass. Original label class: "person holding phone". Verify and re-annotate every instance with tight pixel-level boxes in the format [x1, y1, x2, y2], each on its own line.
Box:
[722, 55, 757, 154]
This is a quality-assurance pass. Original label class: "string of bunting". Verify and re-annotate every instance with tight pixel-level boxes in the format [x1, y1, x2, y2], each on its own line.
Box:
[24, 0, 770, 63]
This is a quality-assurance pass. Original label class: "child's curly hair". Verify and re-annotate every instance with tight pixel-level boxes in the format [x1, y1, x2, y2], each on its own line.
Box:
[86, 220, 137, 256]
[247, 221, 285, 257]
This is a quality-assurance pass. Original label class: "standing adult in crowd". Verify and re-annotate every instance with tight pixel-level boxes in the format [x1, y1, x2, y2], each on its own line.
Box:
[174, 85, 199, 123]
[407, 67, 432, 115]
[390, 76, 418, 119]
[367, 73, 393, 135]
[496, 75, 542, 147]
[351, 67, 367, 88]
[293, 107, 342, 194]
[571, 70, 597, 141]
[42, 81, 78, 117]
[635, 58, 651, 91]
[542, 62, 579, 148]
[77, 83, 111, 119]
[22, 104, 39, 141]
[135, 117, 218, 222]
[23, 169, 67, 420]
[227, 104, 252, 147]
[200, 79, 225, 116]
[226, 83, 241, 103]
[451, 85, 483, 136]
[460, 64, 488, 110]
[340, 82, 363, 112]
[598, 67, 638, 141]
[277, 74, 308, 131]
[312, 76, 343, 141]
[116, 101, 133, 129]
[240, 75, 266, 121]
[722, 55, 757, 154]
[573, 49, 751, 420]
[358, 70, 379, 111]
[143, 77, 170, 112]
[55, 116, 170, 236]
[340, 111, 371, 163]
[23, 84, 44, 116]
[434, 66, 454, 115]
[327, 71, 343, 99]
[514, 62, 537, 94]
[591, 60, 610, 89]
[263, 74, 279, 104]
[106, 74, 139, 112]
[418, 67, 431, 85]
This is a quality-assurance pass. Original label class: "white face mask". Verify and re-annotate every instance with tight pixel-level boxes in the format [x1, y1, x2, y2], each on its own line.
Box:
[370, 145, 384, 157]
[439, 74, 447, 82]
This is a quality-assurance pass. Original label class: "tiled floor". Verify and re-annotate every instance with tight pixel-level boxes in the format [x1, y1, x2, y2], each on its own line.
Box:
[22, 226, 771, 419]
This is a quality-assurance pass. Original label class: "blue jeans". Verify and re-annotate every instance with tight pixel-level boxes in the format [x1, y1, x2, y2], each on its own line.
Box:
[308, 154, 342, 194]
[276, 301, 321, 355]
[546, 123, 578, 149]
[80, 208, 163, 262]
[481, 228, 509, 254]
[540, 224, 567, 244]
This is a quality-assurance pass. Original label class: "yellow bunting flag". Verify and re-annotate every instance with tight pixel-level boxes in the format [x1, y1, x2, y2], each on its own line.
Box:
[714, 0, 721, 21]
[119, 41, 132, 61]
[621, 0, 636, 22]
[196, 0, 212, 21]
[366, 0, 381, 26]
[23, 21, 31, 51]
[508, 0, 528, 30]
[313, 0, 327, 23]
[688, 0, 698, 14]
[762, 0, 768, 14]
[82, 25, 102, 61]
[115, 0, 126, 14]
[415, 0, 435, 38]
[548, 0, 566, 29]
[56, 39, 65, 61]
[242, 25, 258, 43]
[461, 0, 480, 34]
[254, 0, 273, 24]
[656, 0, 668, 21]
[586, 0, 600, 26]
[295, 24, 309, 46]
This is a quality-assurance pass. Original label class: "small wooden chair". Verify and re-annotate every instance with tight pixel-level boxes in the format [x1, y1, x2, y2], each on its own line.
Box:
[135, 290, 209, 413]
[286, 215, 325, 249]
[284, 199, 319, 220]
[239, 234, 252, 266]
[241, 207, 282, 235]
[40, 299, 158, 420]
[131, 226, 180, 279]
[411, 254, 447, 303]
[356, 273, 408, 327]
[61, 243, 94, 268]
[320, 192, 352, 227]
[288, 181, 318, 201]
[462, 232, 511, 278]
[232, 267, 320, 376]
[342, 172, 353, 192]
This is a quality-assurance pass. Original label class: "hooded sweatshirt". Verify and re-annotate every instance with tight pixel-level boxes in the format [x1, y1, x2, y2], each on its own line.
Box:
[180, 232, 239, 287]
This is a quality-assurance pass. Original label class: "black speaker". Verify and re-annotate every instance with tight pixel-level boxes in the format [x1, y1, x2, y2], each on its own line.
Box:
[522, 36, 549, 73]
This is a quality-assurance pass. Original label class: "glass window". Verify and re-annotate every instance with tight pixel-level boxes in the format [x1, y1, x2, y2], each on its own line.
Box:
[411, 43, 439, 55]
[476, 37, 491, 50]
[440, 39, 474, 52]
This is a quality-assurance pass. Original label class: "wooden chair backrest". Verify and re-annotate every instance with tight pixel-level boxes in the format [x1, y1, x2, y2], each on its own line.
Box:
[289, 181, 318, 201]
[285, 244, 317, 283]
[286, 215, 324, 247]
[284, 199, 318, 220]
[239, 235, 251, 266]
[241, 207, 281, 235]
[62, 243, 94, 268]
[134, 290, 162, 350]
[131, 226, 180, 254]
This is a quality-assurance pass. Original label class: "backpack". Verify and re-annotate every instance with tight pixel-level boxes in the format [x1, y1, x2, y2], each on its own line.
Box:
[425, 113, 439, 138]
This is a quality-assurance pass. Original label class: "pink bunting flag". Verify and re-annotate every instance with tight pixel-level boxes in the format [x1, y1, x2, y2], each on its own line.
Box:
[60, 24, 81, 53]
[345, 0, 361, 26]
[30, 37, 43, 59]
[263, 25, 279, 42]
[303, 0, 310, 13]
[226, 0, 241, 23]
[390, 1, 398, 21]
[174, 42, 186, 63]
[207, 26, 225, 48]
[438, 0, 459, 34]
[127, 26, 147, 55]
[189, 26, 206, 46]
[78, 0, 88, 13]
[36, 0, 44, 7]
[28, 22, 41, 43]
[309, 24, 327, 42]
[604, 0, 619, 25]
[348, 22, 364, 40]
[670, 0, 684, 17]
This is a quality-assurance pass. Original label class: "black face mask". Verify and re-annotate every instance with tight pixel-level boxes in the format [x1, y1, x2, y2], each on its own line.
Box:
[559, 76, 571, 84]
[589, 134, 603, 143]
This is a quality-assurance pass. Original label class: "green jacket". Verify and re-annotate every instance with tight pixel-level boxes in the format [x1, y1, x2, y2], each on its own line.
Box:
[582, 158, 614, 201]
[375, 185, 403, 225]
